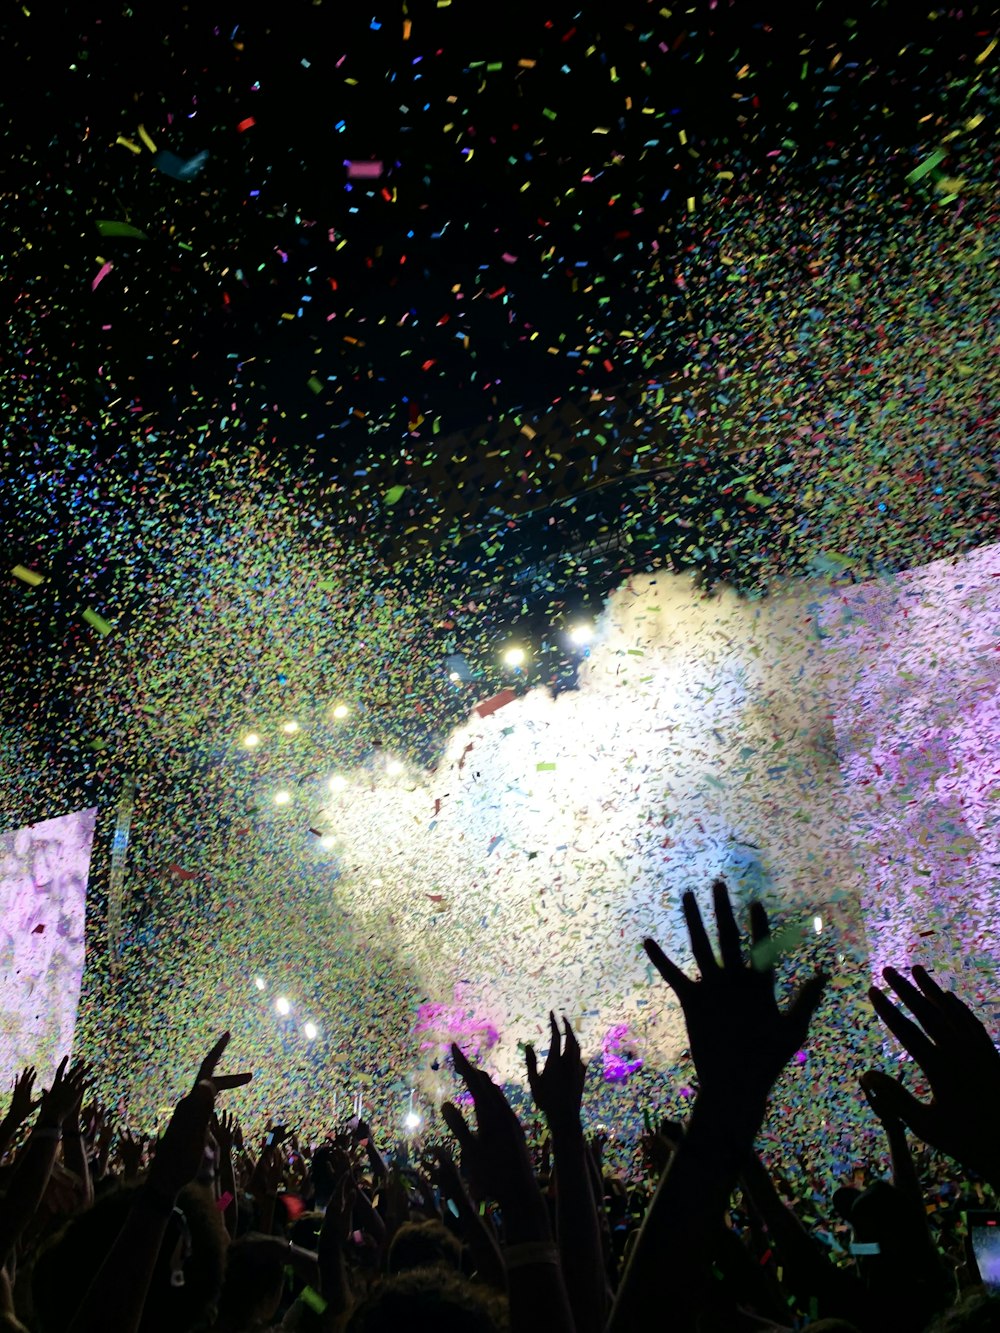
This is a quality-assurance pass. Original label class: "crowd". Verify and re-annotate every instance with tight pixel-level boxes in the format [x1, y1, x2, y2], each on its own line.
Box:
[1, 879, 999, 1332]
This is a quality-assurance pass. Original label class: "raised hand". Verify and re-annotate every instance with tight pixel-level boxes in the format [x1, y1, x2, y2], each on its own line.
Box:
[644, 880, 826, 1105]
[148, 1032, 252, 1203]
[37, 1059, 90, 1129]
[525, 1013, 586, 1135]
[863, 964, 1000, 1185]
[196, 1033, 252, 1093]
[212, 1109, 239, 1157]
[118, 1129, 146, 1181]
[441, 1043, 534, 1207]
[7, 1067, 41, 1127]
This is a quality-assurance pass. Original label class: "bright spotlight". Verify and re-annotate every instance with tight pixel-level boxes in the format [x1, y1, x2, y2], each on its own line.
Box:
[276, 996, 291, 1016]
[254, 977, 266, 991]
[303, 1021, 318, 1041]
[282, 720, 300, 735]
[329, 774, 348, 792]
[568, 623, 593, 647]
[243, 732, 261, 748]
[403, 1110, 421, 1131]
[386, 759, 404, 777]
[332, 703, 349, 719]
[320, 834, 338, 850]
[502, 645, 526, 668]
[813, 914, 823, 935]
[274, 789, 292, 806]
[448, 671, 461, 683]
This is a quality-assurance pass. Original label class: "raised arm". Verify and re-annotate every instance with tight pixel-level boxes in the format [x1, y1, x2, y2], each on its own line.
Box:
[609, 880, 826, 1332]
[66, 1032, 251, 1333]
[526, 1013, 608, 1333]
[443, 1043, 575, 1333]
[0, 1058, 89, 1268]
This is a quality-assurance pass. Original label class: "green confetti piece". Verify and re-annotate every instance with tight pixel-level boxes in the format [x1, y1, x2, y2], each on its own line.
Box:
[300, 1286, 327, 1314]
[384, 485, 407, 506]
[906, 147, 947, 184]
[96, 220, 148, 239]
[536, 762, 556, 771]
[307, 376, 324, 394]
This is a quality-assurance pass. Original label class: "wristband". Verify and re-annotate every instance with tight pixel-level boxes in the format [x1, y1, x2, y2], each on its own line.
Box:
[504, 1242, 559, 1270]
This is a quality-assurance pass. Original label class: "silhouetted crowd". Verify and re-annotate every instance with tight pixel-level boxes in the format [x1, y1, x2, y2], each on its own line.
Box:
[2, 881, 999, 1332]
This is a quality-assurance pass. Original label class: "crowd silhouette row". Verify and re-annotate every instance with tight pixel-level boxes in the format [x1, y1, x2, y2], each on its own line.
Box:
[2, 879, 999, 1332]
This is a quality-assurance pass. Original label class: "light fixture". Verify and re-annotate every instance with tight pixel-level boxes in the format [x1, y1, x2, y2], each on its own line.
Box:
[274, 789, 292, 806]
[332, 703, 349, 719]
[813, 914, 823, 935]
[320, 834, 338, 850]
[282, 720, 300, 735]
[303, 1021, 318, 1041]
[403, 1110, 421, 1131]
[254, 977, 266, 991]
[329, 774, 348, 792]
[243, 732, 261, 748]
[386, 759, 404, 776]
[502, 645, 526, 668]
[276, 996, 291, 1016]
[448, 671, 461, 682]
[568, 623, 593, 646]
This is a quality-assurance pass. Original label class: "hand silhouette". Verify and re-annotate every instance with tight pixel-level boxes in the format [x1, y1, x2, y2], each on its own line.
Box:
[644, 880, 826, 1103]
[441, 1043, 534, 1207]
[863, 964, 1000, 1184]
[525, 1013, 586, 1134]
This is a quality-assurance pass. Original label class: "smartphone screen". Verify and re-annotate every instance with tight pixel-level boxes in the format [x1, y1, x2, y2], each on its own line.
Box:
[967, 1211, 1000, 1290]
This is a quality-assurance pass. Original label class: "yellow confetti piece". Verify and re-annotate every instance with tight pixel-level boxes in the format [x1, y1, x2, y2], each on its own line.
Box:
[82, 609, 112, 637]
[11, 565, 44, 587]
[137, 123, 158, 153]
[115, 136, 142, 154]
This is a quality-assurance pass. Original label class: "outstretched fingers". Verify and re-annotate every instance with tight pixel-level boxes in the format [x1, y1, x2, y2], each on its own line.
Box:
[643, 937, 691, 997]
[712, 879, 743, 969]
[682, 891, 718, 975]
[868, 986, 938, 1071]
[196, 1032, 253, 1091]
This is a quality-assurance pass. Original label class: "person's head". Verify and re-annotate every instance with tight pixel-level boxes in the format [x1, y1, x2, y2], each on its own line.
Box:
[346, 1268, 508, 1333]
[387, 1219, 464, 1275]
[32, 1182, 226, 1333]
[215, 1236, 287, 1331]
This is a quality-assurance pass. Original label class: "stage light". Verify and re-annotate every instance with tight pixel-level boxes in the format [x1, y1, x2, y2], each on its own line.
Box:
[448, 671, 461, 682]
[276, 996, 291, 1016]
[243, 732, 261, 748]
[329, 775, 348, 792]
[254, 977, 266, 991]
[813, 914, 823, 934]
[568, 623, 593, 647]
[282, 720, 300, 735]
[320, 834, 338, 850]
[333, 703, 349, 719]
[303, 1021, 318, 1041]
[386, 759, 404, 776]
[274, 789, 292, 806]
[502, 645, 526, 668]
[403, 1110, 421, 1131]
